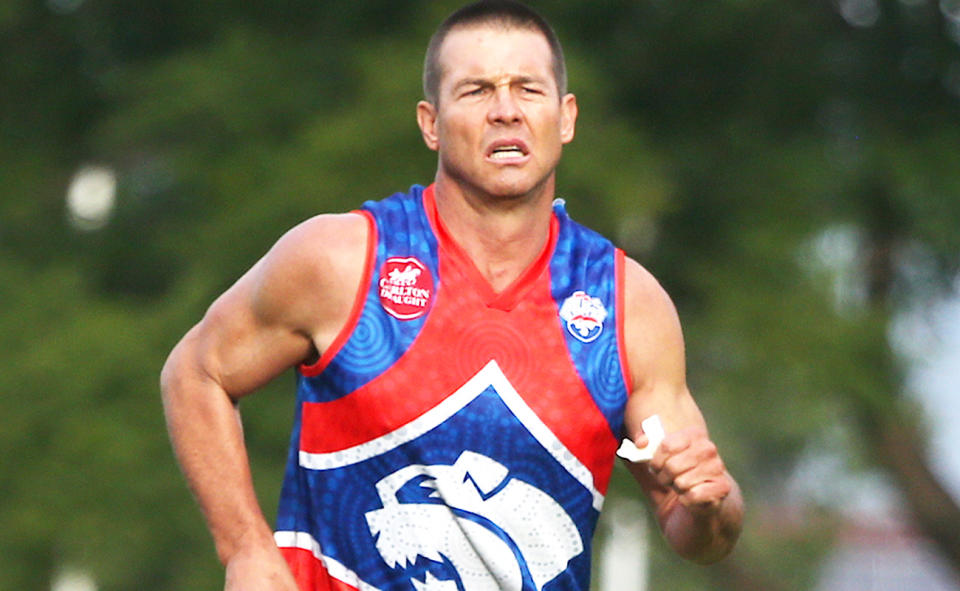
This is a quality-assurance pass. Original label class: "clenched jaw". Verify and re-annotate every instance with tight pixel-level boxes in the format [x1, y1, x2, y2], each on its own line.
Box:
[487, 139, 530, 162]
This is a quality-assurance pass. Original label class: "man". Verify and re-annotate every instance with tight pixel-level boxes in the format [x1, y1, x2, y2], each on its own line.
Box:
[161, 1, 743, 590]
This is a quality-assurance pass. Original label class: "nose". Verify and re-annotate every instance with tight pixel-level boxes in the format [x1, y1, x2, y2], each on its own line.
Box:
[487, 86, 522, 125]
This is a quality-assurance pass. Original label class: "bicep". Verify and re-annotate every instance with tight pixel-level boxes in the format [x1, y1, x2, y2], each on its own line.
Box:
[164, 212, 369, 401]
[620, 257, 706, 489]
[173, 261, 313, 401]
[621, 258, 702, 434]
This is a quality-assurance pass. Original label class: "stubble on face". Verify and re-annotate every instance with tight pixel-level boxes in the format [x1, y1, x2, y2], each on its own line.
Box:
[420, 25, 576, 206]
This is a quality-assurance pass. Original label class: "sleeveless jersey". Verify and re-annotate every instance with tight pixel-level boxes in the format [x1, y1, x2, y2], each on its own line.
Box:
[275, 184, 632, 591]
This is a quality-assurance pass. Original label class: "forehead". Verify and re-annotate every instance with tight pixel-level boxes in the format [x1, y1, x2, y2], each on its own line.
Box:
[436, 25, 555, 87]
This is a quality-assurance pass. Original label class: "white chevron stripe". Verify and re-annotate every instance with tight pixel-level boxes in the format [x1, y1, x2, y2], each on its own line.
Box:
[298, 359, 604, 511]
[274, 530, 383, 591]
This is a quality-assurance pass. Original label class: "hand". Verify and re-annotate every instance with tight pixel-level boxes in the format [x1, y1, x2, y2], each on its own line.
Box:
[224, 542, 300, 591]
[648, 425, 732, 516]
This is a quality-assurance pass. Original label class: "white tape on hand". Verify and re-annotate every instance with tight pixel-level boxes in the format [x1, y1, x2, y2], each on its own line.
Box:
[616, 414, 665, 463]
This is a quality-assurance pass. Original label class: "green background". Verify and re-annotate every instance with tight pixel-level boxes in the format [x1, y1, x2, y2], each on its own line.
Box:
[3, 1, 960, 589]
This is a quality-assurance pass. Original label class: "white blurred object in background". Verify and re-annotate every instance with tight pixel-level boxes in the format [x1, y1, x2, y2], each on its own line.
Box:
[66, 165, 117, 231]
[51, 567, 97, 591]
[597, 494, 649, 591]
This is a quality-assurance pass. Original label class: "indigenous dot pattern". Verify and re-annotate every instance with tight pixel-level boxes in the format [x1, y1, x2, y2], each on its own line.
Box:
[276, 185, 630, 591]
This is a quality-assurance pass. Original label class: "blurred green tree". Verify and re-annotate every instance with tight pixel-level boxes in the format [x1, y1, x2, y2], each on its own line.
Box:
[2, 1, 960, 590]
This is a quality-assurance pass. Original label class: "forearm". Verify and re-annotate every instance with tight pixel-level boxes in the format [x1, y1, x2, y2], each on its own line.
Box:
[161, 346, 275, 564]
[657, 474, 743, 564]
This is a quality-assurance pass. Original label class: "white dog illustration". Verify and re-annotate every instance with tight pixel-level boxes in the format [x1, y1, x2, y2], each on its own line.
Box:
[364, 451, 582, 591]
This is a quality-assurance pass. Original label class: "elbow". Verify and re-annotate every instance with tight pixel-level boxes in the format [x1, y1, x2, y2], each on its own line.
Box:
[160, 345, 190, 422]
[160, 332, 206, 410]
[658, 486, 744, 565]
[159, 329, 233, 418]
[160, 341, 185, 406]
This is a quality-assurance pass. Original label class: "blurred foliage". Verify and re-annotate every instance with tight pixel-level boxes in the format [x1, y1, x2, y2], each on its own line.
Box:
[3, 0, 960, 589]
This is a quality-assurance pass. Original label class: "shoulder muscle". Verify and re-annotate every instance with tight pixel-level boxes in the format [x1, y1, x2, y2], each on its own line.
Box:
[622, 256, 686, 395]
[248, 212, 371, 334]
[189, 212, 371, 398]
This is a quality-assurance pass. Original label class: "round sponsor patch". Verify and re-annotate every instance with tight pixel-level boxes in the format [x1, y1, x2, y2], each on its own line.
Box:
[378, 256, 434, 320]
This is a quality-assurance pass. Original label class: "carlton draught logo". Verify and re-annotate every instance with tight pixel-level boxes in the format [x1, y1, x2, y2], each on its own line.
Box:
[379, 256, 434, 320]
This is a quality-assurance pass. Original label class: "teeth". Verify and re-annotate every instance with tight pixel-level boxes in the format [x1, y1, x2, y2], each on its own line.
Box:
[491, 147, 524, 159]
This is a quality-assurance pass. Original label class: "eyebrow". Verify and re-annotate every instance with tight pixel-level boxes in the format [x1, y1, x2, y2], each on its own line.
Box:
[453, 75, 547, 90]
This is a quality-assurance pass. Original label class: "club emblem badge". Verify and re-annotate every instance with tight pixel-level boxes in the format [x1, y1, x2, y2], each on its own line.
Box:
[365, 451, 582, 590]
[559, 290, 607, 343]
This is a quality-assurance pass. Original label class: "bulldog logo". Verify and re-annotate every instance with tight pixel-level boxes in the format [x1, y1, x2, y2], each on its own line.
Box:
[559, 291, 607, 343]
[364, 451, 583, 591]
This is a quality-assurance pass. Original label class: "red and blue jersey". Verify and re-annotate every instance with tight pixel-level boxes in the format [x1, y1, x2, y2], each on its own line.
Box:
[275, 184, 631, 591]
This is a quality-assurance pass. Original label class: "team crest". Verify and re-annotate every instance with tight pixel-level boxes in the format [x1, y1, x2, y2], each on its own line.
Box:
[559, 290, 607, 343]
[365, 451, 582, 591]
[379, 256, 434, 320]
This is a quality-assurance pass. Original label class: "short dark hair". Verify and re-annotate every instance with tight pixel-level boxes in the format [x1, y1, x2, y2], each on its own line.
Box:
[422, 0, 568, 105]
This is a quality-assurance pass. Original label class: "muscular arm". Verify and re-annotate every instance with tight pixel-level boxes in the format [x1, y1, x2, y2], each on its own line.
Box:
[621, 257, 743, 564]
[160, 213, 370, 587]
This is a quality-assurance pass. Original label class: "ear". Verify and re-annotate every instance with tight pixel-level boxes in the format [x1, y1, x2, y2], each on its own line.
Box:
[417, 100, 440, 152]
[560, 93, 578, 144]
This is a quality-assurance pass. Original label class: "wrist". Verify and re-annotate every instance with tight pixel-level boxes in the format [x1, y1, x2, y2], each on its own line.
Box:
[216, 520, 277, 565]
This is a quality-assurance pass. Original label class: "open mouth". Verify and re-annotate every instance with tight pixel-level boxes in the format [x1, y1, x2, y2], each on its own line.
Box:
[488, 140, 529, 160]
[491, 145, 525, 159]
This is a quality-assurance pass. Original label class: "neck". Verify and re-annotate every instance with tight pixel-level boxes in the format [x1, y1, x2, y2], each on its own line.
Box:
[432, 175, 555, 292]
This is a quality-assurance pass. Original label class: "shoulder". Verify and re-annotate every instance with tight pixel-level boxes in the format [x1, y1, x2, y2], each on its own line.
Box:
[266, 211, 370, 269]
[255, 212, 370, 296]
[236, 212, 372, 336]
[622, 256, 680, 327]
[621, 256, 686, 391]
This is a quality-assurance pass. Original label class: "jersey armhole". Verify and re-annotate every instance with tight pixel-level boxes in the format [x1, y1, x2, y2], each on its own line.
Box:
[299, 210, 378, 377]
[615, 248, 635, 395]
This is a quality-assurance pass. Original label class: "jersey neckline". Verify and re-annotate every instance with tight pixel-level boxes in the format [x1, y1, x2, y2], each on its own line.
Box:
[422, 184, 559, 312]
